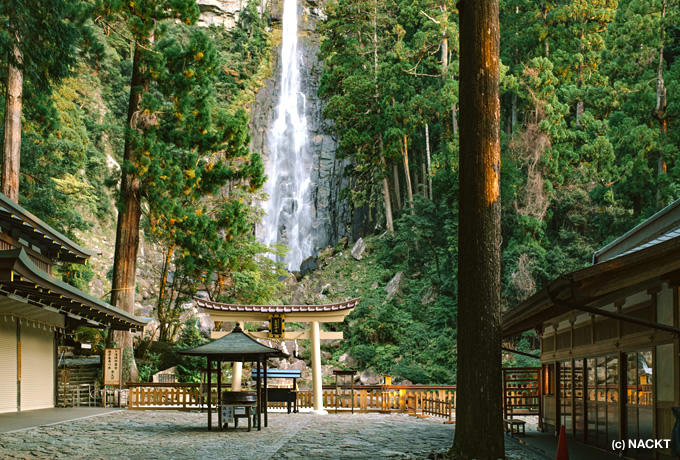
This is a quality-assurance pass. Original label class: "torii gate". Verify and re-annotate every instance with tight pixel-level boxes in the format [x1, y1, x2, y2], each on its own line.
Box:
[194, 297, 360, 414]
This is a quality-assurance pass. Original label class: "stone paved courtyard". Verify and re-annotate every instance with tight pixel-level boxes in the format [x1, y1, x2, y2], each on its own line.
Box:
[0, 410, 545, 459]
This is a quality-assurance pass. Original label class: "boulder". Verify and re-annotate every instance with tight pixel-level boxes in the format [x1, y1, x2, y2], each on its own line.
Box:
[338, 352, 357, 368]
[336, 237, 349, 252]
[360, 368, 379, 385]
[321, 351, 332, 361]
[385, 272, 406, 299]
[289, 359, 308, 371]
[351, 238, 366, 260]
[421, 285, 439, 305]
[300, 256, 319, 276]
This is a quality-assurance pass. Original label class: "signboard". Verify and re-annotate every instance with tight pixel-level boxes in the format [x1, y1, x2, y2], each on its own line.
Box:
[268, 314, 285, 338]
[103, 348, 121, 385]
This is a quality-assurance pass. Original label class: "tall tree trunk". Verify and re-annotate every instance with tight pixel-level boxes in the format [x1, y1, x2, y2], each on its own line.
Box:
[2, 45, 23, 203]
[451, 0, 504, 458]
[653, 0, 668, 208]
[425, 123, 433, 201]
[393, 163, 402, 211]
[379, 137, 394, 231]
[452, 102, 458, 135]
[157, 243, 175, 342]
[402, 135, 414, 214]
[111, 44, 149, 383]
[373, 1, 392, 231]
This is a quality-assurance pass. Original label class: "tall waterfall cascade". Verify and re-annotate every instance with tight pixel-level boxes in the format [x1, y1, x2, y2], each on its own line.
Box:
[260, 0, 317, 271]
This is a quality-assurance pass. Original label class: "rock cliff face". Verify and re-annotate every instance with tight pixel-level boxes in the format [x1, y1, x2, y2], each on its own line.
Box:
[249, 0, 351, 253]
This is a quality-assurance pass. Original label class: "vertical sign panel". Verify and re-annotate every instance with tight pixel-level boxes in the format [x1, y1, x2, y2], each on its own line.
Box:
[268, 314, 285, 338]
[104, 348, 121, 385]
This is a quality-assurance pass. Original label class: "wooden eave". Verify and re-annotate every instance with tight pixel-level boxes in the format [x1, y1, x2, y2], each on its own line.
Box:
[502, 233, 680, 338]
[0, 193, 94, 264]
[0, 248, 150, 331]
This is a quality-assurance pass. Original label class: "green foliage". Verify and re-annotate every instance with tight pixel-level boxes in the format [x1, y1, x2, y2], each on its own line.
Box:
[175, 317, 207, 383]
[137, 352, 162, 383]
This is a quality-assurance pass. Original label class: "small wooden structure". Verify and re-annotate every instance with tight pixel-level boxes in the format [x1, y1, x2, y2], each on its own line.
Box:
[251, 368, 301, 413]
[179, 324, 287, 431]
[333, 369, 357, 414]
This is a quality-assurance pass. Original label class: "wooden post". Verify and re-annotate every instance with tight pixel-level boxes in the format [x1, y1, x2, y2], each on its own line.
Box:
[264, 363, 268, 427]
[207, 358, 212, 431]
[256, 358, 262, 431]
[232, 362, 242, 391]
[310, 321, 325, 413]
[217, 360, 222, 430]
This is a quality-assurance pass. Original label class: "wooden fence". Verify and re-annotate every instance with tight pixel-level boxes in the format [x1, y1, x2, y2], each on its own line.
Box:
[128, 383, 205, 410]
[127, 382, 456, 417]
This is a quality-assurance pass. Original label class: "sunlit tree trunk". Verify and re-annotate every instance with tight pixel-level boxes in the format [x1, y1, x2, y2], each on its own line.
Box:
[402, 135, 414, 213]
[451, 0, 504, 458]
[425, 123, 432, 201]
[111, 44, 149, 382]
[2, 45, 23, 203]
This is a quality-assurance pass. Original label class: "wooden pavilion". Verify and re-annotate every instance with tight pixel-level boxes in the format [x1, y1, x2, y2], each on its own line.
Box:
[179, 324, 287, 431]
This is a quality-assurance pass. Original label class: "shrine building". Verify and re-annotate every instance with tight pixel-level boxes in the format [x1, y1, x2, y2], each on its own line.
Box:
[503, 199, 680, 460]
[0, 193, 149, 413]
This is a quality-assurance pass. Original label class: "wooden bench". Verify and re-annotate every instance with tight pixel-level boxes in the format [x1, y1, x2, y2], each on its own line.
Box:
[503, 418, 526, 437]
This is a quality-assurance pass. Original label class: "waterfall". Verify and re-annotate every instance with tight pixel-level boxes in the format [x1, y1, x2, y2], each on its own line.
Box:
[261, 0, 316, 271]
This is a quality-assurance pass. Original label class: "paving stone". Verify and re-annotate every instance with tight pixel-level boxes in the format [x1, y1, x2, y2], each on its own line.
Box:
[0, 410, 546, 459]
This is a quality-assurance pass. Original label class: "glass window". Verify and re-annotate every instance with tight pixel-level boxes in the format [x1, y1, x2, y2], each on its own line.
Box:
[637, 351, 652, 406]
[627, 353, 637, 404]
[606, 355, 618, 403]
[596, 357, 606, 402]
[587, 358, 596, 401]
[561, 360, 573, 435]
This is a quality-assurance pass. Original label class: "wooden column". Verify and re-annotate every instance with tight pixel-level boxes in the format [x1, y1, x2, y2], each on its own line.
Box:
[231, 362, 242, 391]
[256, 358, 262, 431]
[217, 360, 222, 430]
[311, 321, 325, 413]
[264, 363, 268, 427]
[207, 357, 212, 431]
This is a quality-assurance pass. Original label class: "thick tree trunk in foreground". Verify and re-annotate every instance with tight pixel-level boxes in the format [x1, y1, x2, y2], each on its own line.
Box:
[451, 0, 504, 459]
[2, 45, 23, 203]
[111, 44, 149, 382]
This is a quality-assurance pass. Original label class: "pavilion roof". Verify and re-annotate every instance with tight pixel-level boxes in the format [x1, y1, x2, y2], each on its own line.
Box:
[194, 297, 361, 314]
[178, 325, 288, 362]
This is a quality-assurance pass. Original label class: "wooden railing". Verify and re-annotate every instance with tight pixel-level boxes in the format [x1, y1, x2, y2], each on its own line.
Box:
[299, 385, 456, 415]
[128, 383, 206, 410]
[127, 382, 456, 416]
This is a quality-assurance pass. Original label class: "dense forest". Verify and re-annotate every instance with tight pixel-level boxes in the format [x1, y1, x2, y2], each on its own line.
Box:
[1, 0, 679, 384]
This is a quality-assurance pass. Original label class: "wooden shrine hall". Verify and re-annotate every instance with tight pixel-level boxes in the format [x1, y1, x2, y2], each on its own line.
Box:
[193, 297, 361, 414]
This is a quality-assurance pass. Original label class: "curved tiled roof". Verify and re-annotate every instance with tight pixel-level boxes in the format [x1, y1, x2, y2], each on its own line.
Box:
[0, 248, 150, 330]
[194, 297, 361, 314]
[0, 193, 95, 263]
[178, 325, 287, 361]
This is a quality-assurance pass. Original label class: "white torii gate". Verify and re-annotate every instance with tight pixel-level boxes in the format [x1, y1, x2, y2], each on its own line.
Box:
[194, 297, 360, 414]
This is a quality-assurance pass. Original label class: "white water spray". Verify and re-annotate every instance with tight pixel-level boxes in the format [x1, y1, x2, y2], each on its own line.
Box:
[261, 0, 315, 271]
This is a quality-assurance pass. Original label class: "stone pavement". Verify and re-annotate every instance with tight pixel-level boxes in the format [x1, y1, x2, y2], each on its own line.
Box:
[0, 410, 547, 459]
